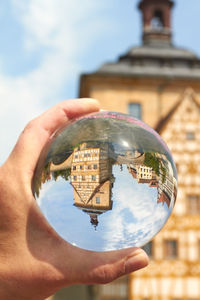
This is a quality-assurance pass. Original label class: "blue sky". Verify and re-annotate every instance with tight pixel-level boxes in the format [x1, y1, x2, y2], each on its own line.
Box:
[38, 165, 172, 251]
[1, 0, 200, 162]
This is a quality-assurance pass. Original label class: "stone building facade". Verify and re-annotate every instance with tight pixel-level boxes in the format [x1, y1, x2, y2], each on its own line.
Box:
[79, 0, 200, 299]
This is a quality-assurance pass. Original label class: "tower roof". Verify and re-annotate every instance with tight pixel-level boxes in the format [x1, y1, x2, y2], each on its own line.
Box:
[96, 46, 200, 80]
[92, 1, 200, 80]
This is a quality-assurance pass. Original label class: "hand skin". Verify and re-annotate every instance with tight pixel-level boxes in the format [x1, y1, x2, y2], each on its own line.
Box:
[0, 98, 149, 300]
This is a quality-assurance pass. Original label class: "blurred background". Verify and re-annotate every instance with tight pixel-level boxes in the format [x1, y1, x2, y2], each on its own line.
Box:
[1, 0, 200, 299]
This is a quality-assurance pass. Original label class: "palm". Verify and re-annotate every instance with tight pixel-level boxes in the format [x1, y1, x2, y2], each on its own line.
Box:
[0, 99, 148, 300]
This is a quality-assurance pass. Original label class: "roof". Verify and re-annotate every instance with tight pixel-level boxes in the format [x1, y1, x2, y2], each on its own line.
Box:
[96, 43, 200, 80]
[125, 44, 197, 60]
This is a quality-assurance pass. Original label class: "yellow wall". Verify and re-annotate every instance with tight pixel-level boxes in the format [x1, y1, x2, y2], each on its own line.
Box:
[80, 75, 200, 128]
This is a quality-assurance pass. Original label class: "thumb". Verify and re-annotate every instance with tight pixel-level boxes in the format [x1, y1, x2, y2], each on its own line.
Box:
[57, 244, 149, 285]
[79, 247, 149, 284]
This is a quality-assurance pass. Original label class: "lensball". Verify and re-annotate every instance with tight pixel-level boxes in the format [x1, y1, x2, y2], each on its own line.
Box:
[33, 111, 177, 251]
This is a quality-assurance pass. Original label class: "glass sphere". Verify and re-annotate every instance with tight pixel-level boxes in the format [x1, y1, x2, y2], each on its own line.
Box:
[33, 111, 177, 251]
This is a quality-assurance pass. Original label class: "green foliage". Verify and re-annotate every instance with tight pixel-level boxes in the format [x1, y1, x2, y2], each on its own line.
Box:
[144, 152, 167, 183]
[144, 152, 159, 175]
[52, 168, 71, 182]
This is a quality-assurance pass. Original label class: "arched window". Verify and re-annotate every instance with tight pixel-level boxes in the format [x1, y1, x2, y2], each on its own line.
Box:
[151, 10, 164, 29]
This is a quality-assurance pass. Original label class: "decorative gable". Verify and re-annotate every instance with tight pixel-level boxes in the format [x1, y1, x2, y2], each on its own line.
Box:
[157, 88, 200, 216]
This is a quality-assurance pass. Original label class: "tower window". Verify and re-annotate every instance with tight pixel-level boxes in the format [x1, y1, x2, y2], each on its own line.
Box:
[128, 103, 142, 120]
[151, 10, 164, 29]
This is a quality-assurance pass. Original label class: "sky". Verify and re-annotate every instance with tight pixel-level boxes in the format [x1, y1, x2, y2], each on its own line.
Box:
[1, 0, 200, 163]
[38, 165, 171, 251]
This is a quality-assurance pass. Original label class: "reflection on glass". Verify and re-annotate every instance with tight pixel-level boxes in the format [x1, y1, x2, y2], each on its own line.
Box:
[33, 111, 177, 251]
[70, 143, 114, 229]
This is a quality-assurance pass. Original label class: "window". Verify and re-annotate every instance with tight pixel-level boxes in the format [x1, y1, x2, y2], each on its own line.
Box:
[96, 197, 100, 204]
[128, 103, 142, 120]
[151, 10, 164, 29]
[92, 175, 96, 181]
[93, 164, 98, 169]
[73, 176, 77, 181]
[164, 240, 178, 259]
[72, 165, 76, 170]
[80, 165, 83, 170]
[88, 165, 91, 170]
[142, 241, 153, 258]
[82, 176, 85, 181]
[186, 131, 195, 140]
[187, 195, 200, 215]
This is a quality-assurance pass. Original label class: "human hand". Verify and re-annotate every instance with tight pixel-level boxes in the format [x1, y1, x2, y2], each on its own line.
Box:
[0, 98, 149, 300]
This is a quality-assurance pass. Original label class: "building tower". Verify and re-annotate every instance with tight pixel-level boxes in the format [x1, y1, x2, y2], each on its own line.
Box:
[139, 0, 174, 45]
[79, 0, 200, 299]
[80, 0, 200, 128]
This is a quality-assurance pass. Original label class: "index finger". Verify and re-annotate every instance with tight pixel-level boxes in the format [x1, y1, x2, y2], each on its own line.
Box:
[8, 98, 100, 179]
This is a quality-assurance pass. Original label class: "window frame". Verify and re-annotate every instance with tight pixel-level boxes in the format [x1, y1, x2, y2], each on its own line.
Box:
[187, 194, 200, 215]
[186, 131, 195, 140]
[163, 239, 178, 259]
[128, 102, 142, 120]
[91, 175, 96, 181]
[96, 197, 100, 204]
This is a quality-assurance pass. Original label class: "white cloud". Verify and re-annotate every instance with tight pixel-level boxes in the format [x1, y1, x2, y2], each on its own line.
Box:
[101, 166, 172, 251]
[1, 0, 118, 163]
